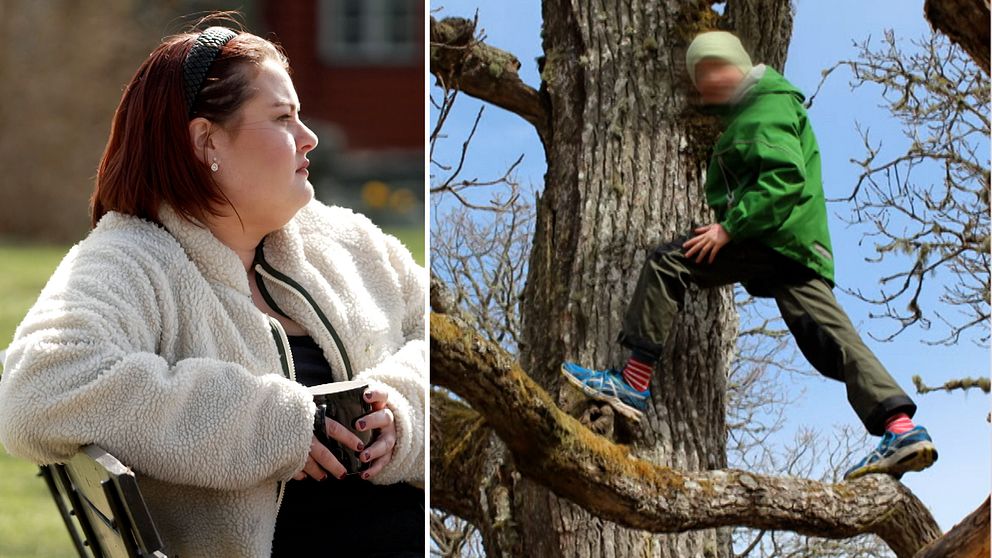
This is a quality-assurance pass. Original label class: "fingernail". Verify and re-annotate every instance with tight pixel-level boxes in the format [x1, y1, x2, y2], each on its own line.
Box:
[364, 392, 372, 401]
[356, 442, 364, 451]
[362, 472, 370, 480]
[339, 472, 347, 480]
[363, 451, 370, 462]
[358, 419, 366, 430]
[320, 474, 327, 481]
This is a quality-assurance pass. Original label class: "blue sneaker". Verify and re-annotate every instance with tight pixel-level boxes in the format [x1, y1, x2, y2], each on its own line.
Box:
[843, 426, 938, 481]
[560, 362, 650, 421]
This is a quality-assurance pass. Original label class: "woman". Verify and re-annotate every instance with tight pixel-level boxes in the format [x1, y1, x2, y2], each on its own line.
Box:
[0, 20, 426, 557]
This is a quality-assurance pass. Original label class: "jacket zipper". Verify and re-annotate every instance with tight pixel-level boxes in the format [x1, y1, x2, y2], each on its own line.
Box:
[712, 146, 736, 206]
[268, 315, 295, 380]
[713, 138, 804, 208]
[267, 315, 295, 518]
[252, 246, 354, 379]
[720, 155, 735, 204]
[253, 241, 355, 519]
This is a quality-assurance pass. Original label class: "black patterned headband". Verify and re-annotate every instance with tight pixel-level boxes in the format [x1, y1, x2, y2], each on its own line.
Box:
[183, 26, 237, 116]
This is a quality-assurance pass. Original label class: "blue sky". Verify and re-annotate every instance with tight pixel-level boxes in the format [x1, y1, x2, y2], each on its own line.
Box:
[430, 0, 990, 532]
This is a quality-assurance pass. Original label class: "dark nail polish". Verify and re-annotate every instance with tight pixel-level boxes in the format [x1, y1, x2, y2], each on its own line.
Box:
[356, 442, 364, 451]
[364, 392, 373, 401]
[362, 472, 370, 480]
[358, 419, 366, 430]
[363, 451, 370, 462]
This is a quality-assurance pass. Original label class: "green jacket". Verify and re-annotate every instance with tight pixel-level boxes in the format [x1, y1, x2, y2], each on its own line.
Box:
[704, 66, 835, 285]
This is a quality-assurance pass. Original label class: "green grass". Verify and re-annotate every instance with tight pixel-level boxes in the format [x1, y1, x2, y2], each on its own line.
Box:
[0, 243, 71, 349]
[0, 227, 423, 557]
[0, 241, 75, 558]
[0, 456, 77, 557]
[383, 226, 426, 266]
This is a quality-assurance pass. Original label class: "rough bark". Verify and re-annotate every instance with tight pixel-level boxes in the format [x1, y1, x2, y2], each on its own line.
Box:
[722, 0, 795, 70]
[913, 496, 990, 558]
[430, 311, 943, 558]
[924, 0, 990, 74]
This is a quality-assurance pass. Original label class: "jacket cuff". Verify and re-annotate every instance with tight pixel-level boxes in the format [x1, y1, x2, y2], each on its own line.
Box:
[272, 379, 318, 483]
[718, 218, 738, 240]
[355, 340, 425, 486]
[364, 377, 419, 485]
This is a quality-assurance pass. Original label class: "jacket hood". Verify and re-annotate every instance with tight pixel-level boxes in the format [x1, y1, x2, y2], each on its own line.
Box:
[701, 65, 805, 119]
[749, 65, 804, 103]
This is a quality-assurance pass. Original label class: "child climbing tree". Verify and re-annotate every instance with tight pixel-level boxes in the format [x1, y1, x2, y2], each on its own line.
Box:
[428, 0, 985, 556]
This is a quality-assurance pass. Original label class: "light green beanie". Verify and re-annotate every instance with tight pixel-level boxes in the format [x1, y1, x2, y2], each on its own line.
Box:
[685, 31, 753, 86]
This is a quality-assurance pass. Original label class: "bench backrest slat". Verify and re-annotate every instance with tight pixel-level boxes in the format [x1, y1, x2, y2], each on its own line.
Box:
[42, 444, 168, 557]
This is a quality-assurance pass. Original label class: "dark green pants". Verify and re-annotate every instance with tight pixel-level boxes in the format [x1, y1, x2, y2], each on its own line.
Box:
[618, 235, 916, 435]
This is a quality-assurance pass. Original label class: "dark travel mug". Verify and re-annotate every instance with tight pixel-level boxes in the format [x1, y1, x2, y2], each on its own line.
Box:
[311, 380, 378, 476]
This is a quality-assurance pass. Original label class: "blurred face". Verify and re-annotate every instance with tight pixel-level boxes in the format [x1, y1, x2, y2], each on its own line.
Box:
[694, 58, 745, 104]
[193, 59, 319, 233]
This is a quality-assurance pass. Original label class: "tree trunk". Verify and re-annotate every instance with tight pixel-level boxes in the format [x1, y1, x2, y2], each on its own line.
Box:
[923, 0, 990, 74]
[513, 1, 793, 556]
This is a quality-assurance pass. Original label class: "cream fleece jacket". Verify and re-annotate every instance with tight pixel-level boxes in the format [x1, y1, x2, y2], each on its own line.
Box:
[0, 198, 426, 557]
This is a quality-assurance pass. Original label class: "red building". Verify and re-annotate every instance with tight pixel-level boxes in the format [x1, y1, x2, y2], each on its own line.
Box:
[259, 0, 425, 225]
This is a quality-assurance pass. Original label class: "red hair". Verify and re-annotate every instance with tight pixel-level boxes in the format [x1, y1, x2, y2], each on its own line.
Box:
[91, 16, 290, 228]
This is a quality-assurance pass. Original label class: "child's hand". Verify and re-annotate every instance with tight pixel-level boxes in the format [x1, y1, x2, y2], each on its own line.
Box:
[682, 223, 731, 264]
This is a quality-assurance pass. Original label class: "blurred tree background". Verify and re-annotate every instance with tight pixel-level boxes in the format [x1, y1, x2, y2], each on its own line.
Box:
[0, 0, 424, 241]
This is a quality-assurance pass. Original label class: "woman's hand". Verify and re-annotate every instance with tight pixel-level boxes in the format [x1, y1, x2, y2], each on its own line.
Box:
[683, 223, 731, 264]
[354, 388, 396, 480]
[292, 416, 365, 481]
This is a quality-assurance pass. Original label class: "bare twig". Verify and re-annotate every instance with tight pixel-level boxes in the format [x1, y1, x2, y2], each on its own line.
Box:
[814, 31, 989, 345]
[912, 374, 991, 394]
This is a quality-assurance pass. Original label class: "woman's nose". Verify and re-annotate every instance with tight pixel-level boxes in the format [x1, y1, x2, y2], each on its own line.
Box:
[299, 123, 318, 153]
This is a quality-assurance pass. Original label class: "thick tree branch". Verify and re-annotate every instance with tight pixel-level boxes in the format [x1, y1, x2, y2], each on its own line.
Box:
[430, 311, 943, 558]
[430, 16, 548, 140]
[924, 0, 990, 74]
[914, 496, 989, 558]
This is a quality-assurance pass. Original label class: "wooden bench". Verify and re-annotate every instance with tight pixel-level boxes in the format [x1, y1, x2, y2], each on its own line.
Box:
[39, 445, 170, 557]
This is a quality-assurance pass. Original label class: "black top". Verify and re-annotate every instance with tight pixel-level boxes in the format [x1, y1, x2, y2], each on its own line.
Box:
[270, 334, 425, 557]
[284, 334, 333, 388]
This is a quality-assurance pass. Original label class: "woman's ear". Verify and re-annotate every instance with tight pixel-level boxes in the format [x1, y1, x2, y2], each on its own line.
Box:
[188, 117, 215, 165]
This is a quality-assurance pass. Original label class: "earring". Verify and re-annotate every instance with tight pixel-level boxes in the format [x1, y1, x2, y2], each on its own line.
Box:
[210, 157, 219, 172]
